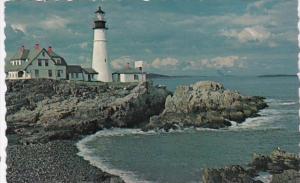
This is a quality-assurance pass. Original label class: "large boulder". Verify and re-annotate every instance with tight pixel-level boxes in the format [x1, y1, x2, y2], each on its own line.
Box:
[145, 81, 267, 131]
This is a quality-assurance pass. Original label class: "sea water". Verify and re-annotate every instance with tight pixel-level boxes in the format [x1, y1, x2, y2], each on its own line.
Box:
[77, 76, 299, 183]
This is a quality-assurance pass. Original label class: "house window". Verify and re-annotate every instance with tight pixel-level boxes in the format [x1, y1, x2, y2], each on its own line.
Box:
[71, 73, 74, 78]
[42, 52, 45, 57]
[45, 60, 49, 66]
[134, 74, 138, 80]
[75, 73, 79, 78]
[57, 59, 61, 64]
[57, 70, 62, 77]
[38, 59, 42, 66]
[35, 70, 39, 77]
[48, 70, 52, 77]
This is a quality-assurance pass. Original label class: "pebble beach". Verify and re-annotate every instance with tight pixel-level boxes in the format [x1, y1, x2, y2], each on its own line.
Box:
[6, 139, 124, 183]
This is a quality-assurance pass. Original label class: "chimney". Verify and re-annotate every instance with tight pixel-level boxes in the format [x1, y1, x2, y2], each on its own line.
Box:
[35, 43, 40, 50]
[48, 46, 53, 54]
[20, 45, 25, 53]
[126, 62, 130, 69]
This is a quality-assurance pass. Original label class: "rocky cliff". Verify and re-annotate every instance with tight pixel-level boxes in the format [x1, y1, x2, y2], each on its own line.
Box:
[145, 81, 267, 131]
[6, 79, 170, 144]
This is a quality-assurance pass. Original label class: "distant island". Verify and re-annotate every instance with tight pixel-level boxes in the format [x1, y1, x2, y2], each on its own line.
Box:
[258, 74, 297, 77]
[147, 73, 195, 79]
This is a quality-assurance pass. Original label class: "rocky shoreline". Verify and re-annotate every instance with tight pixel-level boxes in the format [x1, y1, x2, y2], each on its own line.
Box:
[6, 79, 170, 144]
[202, 149, 300, 183]
[6, 79, 170, 182]
[5, 79, 270, 182]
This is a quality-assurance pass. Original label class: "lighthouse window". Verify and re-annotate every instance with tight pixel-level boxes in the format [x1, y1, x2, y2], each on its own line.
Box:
[105, 59, 106, 63]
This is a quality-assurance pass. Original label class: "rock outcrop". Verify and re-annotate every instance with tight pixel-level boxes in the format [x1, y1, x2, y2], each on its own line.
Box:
[202, 149, 300, 183]
[202, 165, 261, 183]
[6, 79, 170, 144]
[145, 81, 267, 131]
[250, 148, 300, 174]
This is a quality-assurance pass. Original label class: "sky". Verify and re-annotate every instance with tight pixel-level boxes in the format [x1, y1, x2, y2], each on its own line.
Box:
[4, 0, 298, 76]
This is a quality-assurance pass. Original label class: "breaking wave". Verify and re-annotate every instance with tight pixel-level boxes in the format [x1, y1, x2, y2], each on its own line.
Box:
[76, 129, 154, 183]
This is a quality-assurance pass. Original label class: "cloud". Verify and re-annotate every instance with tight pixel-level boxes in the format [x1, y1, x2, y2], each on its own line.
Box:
[220, 26, 271, 43]
[247, 0, 273, 11]
[11, 23, 27, 33]
[111, 56, 135, 70]
[187, 56, 246, 70]
[41, 15, 71, 29]
[111, 56, 180, 71]
[150, 57, 179, 69]
[79, 42, 88, 49]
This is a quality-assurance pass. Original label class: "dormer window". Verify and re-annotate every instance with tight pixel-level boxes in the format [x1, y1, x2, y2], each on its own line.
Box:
[38, 59, 42, 66]
[57, 59, 61, 64]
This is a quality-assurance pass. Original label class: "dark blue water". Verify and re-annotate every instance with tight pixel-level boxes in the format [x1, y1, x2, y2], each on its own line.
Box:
[77, 76, 299, 183]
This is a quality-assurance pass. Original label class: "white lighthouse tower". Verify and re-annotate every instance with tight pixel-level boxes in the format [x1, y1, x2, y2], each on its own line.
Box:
[92, 6, 112, 82]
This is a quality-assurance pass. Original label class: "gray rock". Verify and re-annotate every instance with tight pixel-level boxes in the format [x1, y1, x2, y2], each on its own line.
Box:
[202, 165, 262, 183]
[271, 169, 300, 183]
[6, 79, 170, 144]
[145, 81, 267, 131]
[202, 149, 299, 183]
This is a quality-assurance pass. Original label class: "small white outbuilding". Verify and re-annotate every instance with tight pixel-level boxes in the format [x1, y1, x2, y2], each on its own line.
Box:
[112, 62, 146, 83]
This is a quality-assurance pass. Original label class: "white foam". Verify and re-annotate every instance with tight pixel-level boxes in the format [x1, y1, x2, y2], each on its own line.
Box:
[76, 129, 155, 183]
[266, 99, 298, 106]
[254, 172, 272, 183]
[227, 108, 283, 131]
[280, 101, 298, 106]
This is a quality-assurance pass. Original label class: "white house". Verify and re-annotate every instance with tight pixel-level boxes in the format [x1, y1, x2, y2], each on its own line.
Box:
[5, 45, 98, 82]
[112, 63, 146, 83]
[6, 44, 68, 80]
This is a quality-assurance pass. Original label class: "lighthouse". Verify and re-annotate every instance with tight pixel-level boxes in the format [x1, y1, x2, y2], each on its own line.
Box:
[92, 6, 112, 82]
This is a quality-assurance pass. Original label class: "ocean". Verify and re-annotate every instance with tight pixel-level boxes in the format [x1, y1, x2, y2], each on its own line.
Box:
[77, 76, 299, 183]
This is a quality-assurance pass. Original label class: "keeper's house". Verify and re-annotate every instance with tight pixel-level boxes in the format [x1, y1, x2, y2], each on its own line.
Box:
[5, 44, 98, 81]
[112, 63, 146, 83]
